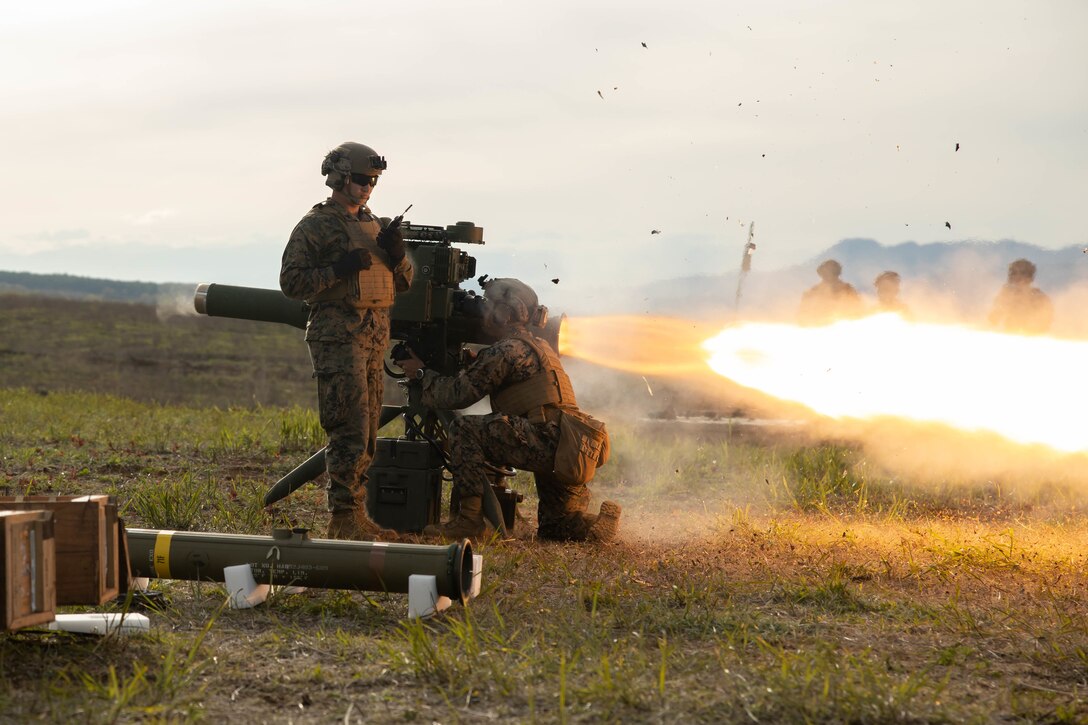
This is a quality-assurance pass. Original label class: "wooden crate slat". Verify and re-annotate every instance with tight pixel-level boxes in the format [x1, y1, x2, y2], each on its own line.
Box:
[0, 510, 56, 632]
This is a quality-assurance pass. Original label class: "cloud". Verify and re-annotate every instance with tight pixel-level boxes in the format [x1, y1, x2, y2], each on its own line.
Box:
[17, 228, 91, 243]
[123, 209, 179, 226]
[4, 228, 94, 254]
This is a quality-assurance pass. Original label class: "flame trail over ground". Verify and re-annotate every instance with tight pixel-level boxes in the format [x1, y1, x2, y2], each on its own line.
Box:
[559, 316, 719, 377]
[703, 315, 1088, 453]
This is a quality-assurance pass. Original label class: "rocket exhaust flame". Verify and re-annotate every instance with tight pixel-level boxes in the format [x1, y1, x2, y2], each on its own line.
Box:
[703, 314, 1088, 453]
[558, 316, 719, 377]
[559, 313, 1088, 454]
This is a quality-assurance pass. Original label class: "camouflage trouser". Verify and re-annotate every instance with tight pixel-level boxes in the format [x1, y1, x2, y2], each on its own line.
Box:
[448, 413, 593, 540]
[307, 313, 389, 514]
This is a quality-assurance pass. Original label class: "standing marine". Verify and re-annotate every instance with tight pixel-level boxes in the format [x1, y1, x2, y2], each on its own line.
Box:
[987, 258, 1052, 334]
[279, 142, 414, 540]
[798, 259, 864, 325]
[396, 278, 620, 544]
[873, 270, 910, 317]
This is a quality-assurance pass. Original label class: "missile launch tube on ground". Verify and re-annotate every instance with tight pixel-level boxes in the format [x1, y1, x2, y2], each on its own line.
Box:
[194, 283, 310, 330]
[127, 528, 474, 604]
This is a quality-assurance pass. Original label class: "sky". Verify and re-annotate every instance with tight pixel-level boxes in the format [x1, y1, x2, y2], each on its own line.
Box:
[2, 0, 1086, 307]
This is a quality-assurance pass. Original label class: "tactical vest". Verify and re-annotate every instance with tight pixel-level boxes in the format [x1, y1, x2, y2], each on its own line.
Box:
[308, 207, 397, 309]
[490, 333, 578, 423]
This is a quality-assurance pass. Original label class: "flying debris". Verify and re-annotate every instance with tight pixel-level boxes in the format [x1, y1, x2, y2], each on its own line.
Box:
[650, 229, 662, 235]
[641, 42, 647, 48]
[551, 278, 560, 284]
[597, 90, 603, 99]
[955, 142, 961, 152]
[945, 221, 951, 229]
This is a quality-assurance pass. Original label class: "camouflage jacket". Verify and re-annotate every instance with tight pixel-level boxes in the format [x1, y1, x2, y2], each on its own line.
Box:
[988, 284, 1053, 334]
[280, 197, 413, 341]
[798, 279, 863, 325]
[420, 331, 559, 413]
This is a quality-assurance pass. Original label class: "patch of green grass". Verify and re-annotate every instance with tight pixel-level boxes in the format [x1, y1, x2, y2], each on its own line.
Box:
[277, 406, 324, 453]
[1, 611, 220, 724]
[737, 643, 954, 723]
[772, 565, 882, 615]
[126, 472, 219, 530]
[781, 443, 869, 511]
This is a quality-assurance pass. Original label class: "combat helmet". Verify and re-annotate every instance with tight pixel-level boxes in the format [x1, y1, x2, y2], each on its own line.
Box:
[817, 259, 842, 281]
[874, 270, 900, 287]
[321, 142, 387, 191]
[481, 278, 548, 327]
[1008, 258, 1036, 281]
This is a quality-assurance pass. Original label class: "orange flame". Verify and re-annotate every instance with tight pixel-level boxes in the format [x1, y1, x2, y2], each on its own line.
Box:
[558, 314, 1088, 453]
[558, 316, 718, 376]
[703, 315, 1088, 453]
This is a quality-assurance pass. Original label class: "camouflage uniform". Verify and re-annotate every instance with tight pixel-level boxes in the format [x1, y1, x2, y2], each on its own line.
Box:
[280, 198, 413, 512]
[873, 272, 911, 318]
[798, 279, 864, 325]
[988, 284, 1053, 335]
[419, 330, 595, 540]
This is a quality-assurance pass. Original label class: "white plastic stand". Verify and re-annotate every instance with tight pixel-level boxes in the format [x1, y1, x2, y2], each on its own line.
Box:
[471, 554, 483, 599]
[223, 564, 270, 609]
[47, 613, 150, 636]
[407, 575, 452, 619]
[131, 577, 150, 590]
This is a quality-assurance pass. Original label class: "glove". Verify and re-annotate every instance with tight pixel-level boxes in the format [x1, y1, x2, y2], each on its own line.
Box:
[331, 248, 372, 279]
[377, 225, 406, 264]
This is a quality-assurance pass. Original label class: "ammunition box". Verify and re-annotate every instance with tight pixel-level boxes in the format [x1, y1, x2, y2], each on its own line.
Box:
[0, 496, 120, 605]
[370, 436, 445, 469]
[0, 510, 56, 631]
[367, 438, 443, 532]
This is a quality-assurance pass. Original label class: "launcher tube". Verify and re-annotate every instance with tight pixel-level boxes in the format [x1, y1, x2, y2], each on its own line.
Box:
[194, 283, 310, 330]
[127, 528, 473, 604]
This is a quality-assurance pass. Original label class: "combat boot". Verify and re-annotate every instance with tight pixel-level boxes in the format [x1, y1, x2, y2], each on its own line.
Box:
[327, 508, 398, 542]
[423, 496, 488, 542]
[586, 500, 621, 543]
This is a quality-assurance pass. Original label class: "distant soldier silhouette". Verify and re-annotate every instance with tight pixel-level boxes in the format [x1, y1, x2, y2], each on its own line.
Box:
[872, 270, 910, 317]
[798, 259, 863, 325]
[987, 258, 1053, 334]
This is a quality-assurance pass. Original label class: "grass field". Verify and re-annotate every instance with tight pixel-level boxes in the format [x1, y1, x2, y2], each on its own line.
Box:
[1, 295, 1086, 723]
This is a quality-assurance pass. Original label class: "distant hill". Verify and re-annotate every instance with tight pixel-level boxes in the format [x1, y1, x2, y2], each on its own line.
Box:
[0, 270, 194, 306]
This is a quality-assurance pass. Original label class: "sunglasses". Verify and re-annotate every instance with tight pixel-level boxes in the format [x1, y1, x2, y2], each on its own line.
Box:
[350, 173, 379, 187]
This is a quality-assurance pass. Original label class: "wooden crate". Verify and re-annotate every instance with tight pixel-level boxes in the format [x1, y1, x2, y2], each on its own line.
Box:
[0, 510, 56, 631]
[0, 496, 120, 605]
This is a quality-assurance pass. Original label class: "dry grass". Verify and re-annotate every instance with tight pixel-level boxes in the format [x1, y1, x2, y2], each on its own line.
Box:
[1, 296, 1086, 722]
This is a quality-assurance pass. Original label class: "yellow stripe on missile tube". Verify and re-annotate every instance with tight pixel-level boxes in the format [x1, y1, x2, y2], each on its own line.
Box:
[153, 531, 175, 579]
